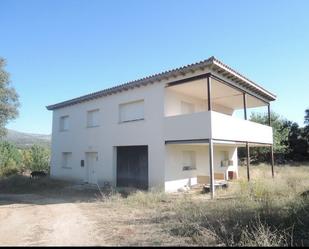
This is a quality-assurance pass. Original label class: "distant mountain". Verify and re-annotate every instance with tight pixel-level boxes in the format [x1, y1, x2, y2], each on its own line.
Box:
[2, 129, 51, 148]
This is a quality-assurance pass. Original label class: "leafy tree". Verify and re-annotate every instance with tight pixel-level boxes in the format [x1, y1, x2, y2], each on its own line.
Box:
[238, 111, 290, 163]
[0, 58, 20, 137]
[283, 121, 308, 161]
[0, 141, 22, 176]
[305, 108, 309, 125]
[250, 112, 290, 154]
[0, 141, 22, 167]
[23, 145, 50, 172]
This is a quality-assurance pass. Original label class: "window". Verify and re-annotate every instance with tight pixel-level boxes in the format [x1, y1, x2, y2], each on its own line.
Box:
[182, 151, 196, 171]
[87, 109, 100, 127]
[62, 152, 72, 168]
[59, 115, 69, 131]
[119, 100, 144, 123]
[181, 101, 195, 114]
[220, 151, 233, 167]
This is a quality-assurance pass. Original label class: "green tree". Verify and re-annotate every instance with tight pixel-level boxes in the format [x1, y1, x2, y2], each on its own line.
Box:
[305, 108, 309, 125]
[0, 58, 20, 137]
[0, 141, 22, 176]
[23, 145, 50, 172]
[283, 121, 308, 161]
[238, 112, 290, 163]
[250, 112, 290, 154]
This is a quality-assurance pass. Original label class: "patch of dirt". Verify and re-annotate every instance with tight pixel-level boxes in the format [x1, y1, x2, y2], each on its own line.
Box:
[0, 194, 98, 246]
[0, 193, 188, 246]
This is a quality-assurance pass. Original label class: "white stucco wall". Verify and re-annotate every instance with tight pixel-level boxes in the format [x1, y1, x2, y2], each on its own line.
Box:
[50, 82, 166, 189]
[49, 65, 272, 192]
[164, 144, 238, 192]
[164, 111, 211, 141]
[164, 88, 234, 116]
[211, 111, 273, 144]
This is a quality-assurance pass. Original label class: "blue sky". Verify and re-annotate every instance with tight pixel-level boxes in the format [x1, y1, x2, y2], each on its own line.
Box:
[1, 0, 308, 134]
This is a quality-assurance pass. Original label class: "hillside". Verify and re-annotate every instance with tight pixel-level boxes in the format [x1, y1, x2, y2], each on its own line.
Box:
[2, 129, 51, 148]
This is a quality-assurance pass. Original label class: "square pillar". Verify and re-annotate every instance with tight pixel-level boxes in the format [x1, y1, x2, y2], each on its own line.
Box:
[271, 145, 275, 178]
[209, 139, 215, 199]
[246, 142, 250, 181]
[207, 76, 212, 111]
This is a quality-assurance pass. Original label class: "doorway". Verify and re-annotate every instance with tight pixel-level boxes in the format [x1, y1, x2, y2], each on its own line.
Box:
[85, 152, 98, 184]
[116, 146, 148, 189]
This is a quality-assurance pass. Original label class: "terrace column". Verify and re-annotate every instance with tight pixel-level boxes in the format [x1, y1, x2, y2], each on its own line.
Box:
[246, 142, 250, 181]
[243, 93, 250, 181]
[271, 146, 275, 178]
[268, 103, 275, 178]
[207, 76, 212, 111]
[209, 139, 215, 199]
[268, 103, 271, 126]
[243, 92, 247, 120]
[207, 75, 214, 198]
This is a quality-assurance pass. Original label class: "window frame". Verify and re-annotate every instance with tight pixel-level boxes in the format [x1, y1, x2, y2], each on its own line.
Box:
[86, 108, 100, 128]
[59, 115, 69, 132]
[182, 150, 197, 171]
[62, 152, 72, 169]
[118, 99, 145, 123]
[181, 101, 195, 115]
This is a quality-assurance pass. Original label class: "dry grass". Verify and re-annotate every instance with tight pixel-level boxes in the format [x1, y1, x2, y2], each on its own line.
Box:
[164, 164, 309, 246]
[0, 175, 70, 194]
[1, 164, 309, 246]
[91, 164, 309, 246]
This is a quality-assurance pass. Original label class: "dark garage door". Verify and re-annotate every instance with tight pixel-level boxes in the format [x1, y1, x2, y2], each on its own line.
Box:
[117, 146, 148, 189]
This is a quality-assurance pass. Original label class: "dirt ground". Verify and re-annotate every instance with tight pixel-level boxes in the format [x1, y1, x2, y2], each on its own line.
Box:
[0, 190, 189, 246]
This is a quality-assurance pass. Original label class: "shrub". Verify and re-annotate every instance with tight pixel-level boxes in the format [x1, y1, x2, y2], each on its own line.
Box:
[23, 145, 50, 172]
[0, 158, 19, 177]
[0, 141, 22, 176]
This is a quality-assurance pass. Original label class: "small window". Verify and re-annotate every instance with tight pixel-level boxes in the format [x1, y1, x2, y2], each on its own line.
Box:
[119, 100, 144, 123]
[220, 151, 230, 167]
[181, 101, 195, 114]
[87, 109, 100, 127]
[182, 151, 196, 171]
[62, 152, 72, 168]
[60, 115, 69, 131]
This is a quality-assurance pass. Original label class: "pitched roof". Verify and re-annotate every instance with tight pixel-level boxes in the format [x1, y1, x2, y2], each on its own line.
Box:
[46, 56, 276, 110]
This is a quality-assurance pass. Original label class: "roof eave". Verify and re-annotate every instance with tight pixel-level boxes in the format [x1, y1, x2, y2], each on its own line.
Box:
[46, 56, 276, 110]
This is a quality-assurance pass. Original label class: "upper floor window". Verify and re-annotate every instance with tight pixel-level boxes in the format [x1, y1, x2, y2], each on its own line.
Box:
[59, 115, 69, 131]
[181, 101, 195, 115]
[119, 100, 144, 123]
[87, 109, 100, 128]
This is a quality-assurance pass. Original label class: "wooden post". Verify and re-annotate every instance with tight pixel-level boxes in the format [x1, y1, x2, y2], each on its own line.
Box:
[207, 76, 212, 111]
[209, 139, 215, 199]
[271, 145, 275, 178]
[268, 104, 271, 126]
[246, 142, 250, 181]
[243, 92, 247, 120]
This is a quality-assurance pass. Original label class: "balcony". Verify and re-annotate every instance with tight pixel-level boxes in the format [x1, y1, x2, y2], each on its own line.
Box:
[164, 111, 273, 144]
[164, 72, 274, 145]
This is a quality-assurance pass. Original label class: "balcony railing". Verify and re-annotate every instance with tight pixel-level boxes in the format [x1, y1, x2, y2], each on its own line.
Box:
[164, 111, 273, 144]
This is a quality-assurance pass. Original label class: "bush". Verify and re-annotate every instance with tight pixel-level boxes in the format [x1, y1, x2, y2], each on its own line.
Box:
[0, 158, 19, 177]
[0, 142, 50, 177]
[0, 141, 22, 176]
[23, 145, 50, 172]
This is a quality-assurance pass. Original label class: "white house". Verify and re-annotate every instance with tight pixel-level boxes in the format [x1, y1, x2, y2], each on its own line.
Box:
[47, 56, 276, 197]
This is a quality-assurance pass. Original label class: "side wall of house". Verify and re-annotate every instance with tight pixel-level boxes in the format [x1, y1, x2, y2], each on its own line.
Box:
[50, 82, 166, 189]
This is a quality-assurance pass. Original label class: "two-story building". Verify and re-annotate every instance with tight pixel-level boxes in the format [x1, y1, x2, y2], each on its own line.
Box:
[47, 56, 276, 197]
